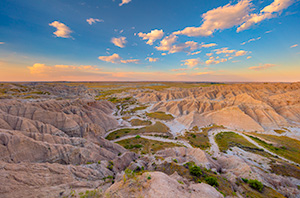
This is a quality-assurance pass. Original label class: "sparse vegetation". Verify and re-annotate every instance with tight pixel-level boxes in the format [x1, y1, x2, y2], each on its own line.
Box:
[146, 111, 174, 120]
[116, 137, 181, 154]
[248, 133, 300, 164]
[106, 121, 170, 140]
[215, 132, 272, 157]
[130, 119, 152, 126]
[205, 176, 219, 187]
[248, 179, 264, 192]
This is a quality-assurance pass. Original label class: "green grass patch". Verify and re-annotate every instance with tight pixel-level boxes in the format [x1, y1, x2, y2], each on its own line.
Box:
[116, 137, 180, 154]
[215, 132, 272, 157]
[248, 133, 300, 164]
[106, 121, 170, 140]
[146, 111, 174, 121]
[180, 132, 210, 149]
[156, 162, 234, 196]
[130, 119, 152, 126]
[237, 178, 284, 198]
[274, 129, 286, 134]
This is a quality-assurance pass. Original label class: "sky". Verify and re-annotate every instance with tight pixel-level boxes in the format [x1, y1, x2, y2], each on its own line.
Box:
[0, 0, 299, 82]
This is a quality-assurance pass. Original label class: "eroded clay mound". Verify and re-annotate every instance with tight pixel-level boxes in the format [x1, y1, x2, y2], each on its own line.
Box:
[136, 83, 300, 131]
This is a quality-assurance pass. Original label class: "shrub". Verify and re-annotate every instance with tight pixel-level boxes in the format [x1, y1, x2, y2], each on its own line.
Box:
[241, 178, 248, 183]
[189, 165, 202, 177]
[135, 135, 141, 139]
[205, 176, 219, 187]
[248, 179, 263, 192]
[107, 161, 114, 171]
[173, 159, 178, 163]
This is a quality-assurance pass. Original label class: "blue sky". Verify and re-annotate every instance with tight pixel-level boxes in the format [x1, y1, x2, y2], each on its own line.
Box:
[0, 0, 299, 81]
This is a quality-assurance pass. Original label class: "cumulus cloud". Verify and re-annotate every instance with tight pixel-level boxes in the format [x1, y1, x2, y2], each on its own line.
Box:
[119, 0, 132, 6]
[214, 48, 248, 57]
[156, 34, 215, 54]
[138, 29, 164, 45]
[247, 56, 252, 59]
[241, 37, 261, 45]
[146, 57, 159, 62]
[98, 53, 121, 63]
[173, 0, 251, 37]
[28, 63, 100, 76]
[111, 37, 127, 48]
[155, 34, 178, 51]
[249, 63, 276, 70]
[205, 56, 227, 65]
[189, 51, 201, 55]
[235, 50, 248, 56]
[237, 0, 294, 32]
[290, 44, 298, 48]
[201, 43, 217, 48]
[98, 53, 139, 64]
[214, 47, 236, 54]
[86, 18, 104, 25]
[49, 21, 73, 38]
[120, 59, 139, 64]
[182, 59, 201, 68]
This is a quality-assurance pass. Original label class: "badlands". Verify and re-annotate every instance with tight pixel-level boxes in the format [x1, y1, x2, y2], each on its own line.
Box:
[0, 81, 300, 198]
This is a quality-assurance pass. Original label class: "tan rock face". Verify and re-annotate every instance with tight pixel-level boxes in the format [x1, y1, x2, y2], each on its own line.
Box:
[136, 83, 300, 131]
[106, 171, 223, 198]
[0, 99, 140, 197]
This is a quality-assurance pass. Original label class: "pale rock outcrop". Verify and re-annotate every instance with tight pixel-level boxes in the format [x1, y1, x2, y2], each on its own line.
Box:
[105, 171, 223, 198]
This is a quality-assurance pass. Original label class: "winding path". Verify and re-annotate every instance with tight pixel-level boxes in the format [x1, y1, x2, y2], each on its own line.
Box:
[208, 129, 300, 166]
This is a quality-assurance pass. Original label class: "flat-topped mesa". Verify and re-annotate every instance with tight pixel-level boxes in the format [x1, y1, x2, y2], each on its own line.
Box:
[136, 83, 300, 132]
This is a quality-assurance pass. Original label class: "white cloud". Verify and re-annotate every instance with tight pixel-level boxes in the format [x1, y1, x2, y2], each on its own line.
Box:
[120, 59, 139, 64]
[161, 53, 167, 56]
[290, 44, 298, 48]
[49, 21, 73, 38]
[182, 59, 201, 68]
[201, 43, 217, 48]
[235, 50, 248, 57]
[28, 63, 100, 75]
[138, 29, 164, 45]
[86, 18, 104, 25]
[237, 0, 294, 32]
[247, 56, 252, 59]
[98, 53, 139, 64]
[214, 47, 236, 54]
[146, 57, 159, 62]
[119, 0, 132, 6]
[189, 50, 202, 55]
[206, 53, 213, 56]
[241, 37, 261, 45]
[155, 34, 178, 51]
[99, 53, 121, 63]
[249, 63, 276, 70]
[0, 42, 4, 44]
[205, 56, 227, 65]
[214, 48, 248, 57]
[173, 0, 251, 37]
[156, 35, 211, 54]
[111, 37, 127, 48]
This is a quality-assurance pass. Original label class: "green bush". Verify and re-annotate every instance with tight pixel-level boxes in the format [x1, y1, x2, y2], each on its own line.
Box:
[189, 165, 202, 177]
[241, 178, 248, 183]
[205, 176, 219, 187]
[248, 179, 263, 192]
